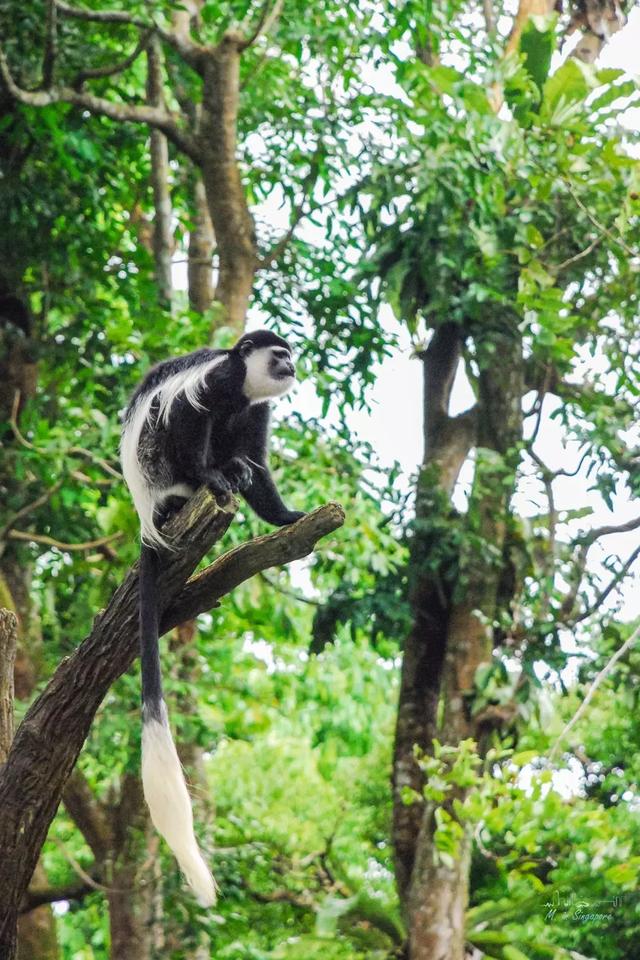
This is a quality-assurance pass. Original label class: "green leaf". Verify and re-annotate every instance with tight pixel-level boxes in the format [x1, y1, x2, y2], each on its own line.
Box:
[520, 14, 557, 92]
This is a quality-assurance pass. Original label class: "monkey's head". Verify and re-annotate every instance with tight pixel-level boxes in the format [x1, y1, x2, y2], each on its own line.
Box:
[235, 330, 296, 402]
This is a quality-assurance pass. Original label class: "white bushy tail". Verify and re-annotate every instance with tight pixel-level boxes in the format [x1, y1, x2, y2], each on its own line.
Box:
[141, 701, 217, 906]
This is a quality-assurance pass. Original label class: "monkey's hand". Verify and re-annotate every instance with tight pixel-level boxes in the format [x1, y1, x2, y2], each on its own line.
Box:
[204, 468, 233, 504]
[221, 456, 253, 493]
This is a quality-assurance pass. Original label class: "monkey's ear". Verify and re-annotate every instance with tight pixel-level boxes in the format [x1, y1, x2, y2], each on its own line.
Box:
[238, 339, 254, 358]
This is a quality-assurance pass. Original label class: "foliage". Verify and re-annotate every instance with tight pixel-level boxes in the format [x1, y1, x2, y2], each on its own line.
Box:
[1, 1, 640, 959]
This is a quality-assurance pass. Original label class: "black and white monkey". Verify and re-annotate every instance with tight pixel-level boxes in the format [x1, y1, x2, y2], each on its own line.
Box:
[120, 329, 304, 905]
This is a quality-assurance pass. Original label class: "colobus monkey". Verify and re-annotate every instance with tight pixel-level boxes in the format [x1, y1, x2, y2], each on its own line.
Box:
[121, 330, 304, 905]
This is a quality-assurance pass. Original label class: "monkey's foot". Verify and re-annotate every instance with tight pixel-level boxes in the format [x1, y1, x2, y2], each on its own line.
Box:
[221, 456, 253, 493]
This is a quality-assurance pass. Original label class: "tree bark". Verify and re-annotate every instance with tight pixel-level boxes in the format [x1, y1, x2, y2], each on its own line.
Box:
[200, 39, 257, 333]
[394, 319, 524, 960]
[392, 324, 475, 902]
[0, 609, 17, 763]
[0, 495, 343, 959]
[146, 38, 174, 307]
[188, 176, 215, 314]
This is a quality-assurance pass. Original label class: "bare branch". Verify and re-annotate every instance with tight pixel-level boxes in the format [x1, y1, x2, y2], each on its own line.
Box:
[67, 446, 121, 480]
[572, 543, 640, 624]
[558, 514, 640, 622]
[482, 0, 496, 35]
[239, 0, 285, 50]
[551, 622, 640, 759]
[55, 1, 143, 26]
[55, 1, 207, 70]
[7, 530, 123, 552]
[162, 502, 345, 627]
[0, 481, 64, 551]
[564, 177, 636, 260]
[555, 233, 603, 272]
[73, 30, 152, 86]
[146, 36, 174, 305]
[0, 47, 201, 162]
[578, 514, 640, 547]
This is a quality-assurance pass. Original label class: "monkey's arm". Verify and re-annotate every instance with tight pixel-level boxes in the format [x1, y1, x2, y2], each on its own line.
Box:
[166, 400, 233, 498]
[239, 404, 304, 526]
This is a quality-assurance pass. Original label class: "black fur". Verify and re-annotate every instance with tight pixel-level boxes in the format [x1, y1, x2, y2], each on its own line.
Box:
[123, 330, 303, 723]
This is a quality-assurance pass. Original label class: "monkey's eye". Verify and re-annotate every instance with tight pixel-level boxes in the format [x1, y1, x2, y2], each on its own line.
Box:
[273, 349, 291, 361]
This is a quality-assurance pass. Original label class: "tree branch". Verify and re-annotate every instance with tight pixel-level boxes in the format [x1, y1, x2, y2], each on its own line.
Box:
[146, 35, 174, 305]
[0, 491, 344, 931]
[0, 609, 18, 764]
[0, 481, 64, 554]
[7, 530, 123, 552]
[0, 48, 201, 163]
[578, 514, 640, 547]
[162, 502, 344, 628]
[73, 30, 152, 87]
[239, 0, 285, 50]
[572, 543, 640, 625]
[551, 621, 640, 759]
[54, 1, 207, 71]
[19, 880, 94, 915]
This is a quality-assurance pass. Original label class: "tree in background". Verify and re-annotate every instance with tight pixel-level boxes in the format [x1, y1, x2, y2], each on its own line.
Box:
[1, 1, 639, 959]
[355, 3, 640, 957]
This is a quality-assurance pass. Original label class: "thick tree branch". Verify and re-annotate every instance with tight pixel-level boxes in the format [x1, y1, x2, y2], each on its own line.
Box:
[419, 325, 477, 495]
[188, 175, 215, 313]
[19, 880, 94, 915]
[162, 502, 345, 628]
[0, 490, 343, 943]
[0, 48, 201, 163]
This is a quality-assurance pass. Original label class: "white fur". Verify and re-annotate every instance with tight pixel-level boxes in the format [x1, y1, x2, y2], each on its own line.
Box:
[142, 702, 217, 906]
[120, 356, 224, 547]
[243, 347, 294, 403]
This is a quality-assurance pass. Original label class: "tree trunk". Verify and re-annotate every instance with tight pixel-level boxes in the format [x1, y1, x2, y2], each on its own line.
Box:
[406, 816, 471, 960]
[147, 38, 174, 307]
[188, 176, 215, 314]
[394, 320, 523, 959]
[199, 40, 257, 334]
[0, 290, 60, 960]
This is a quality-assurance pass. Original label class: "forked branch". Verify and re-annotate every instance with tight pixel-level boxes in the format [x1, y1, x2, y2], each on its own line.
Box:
[0, 490, 344, 944]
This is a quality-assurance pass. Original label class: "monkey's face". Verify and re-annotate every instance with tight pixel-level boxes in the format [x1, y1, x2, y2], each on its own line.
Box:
[242, 344, 296, 402]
